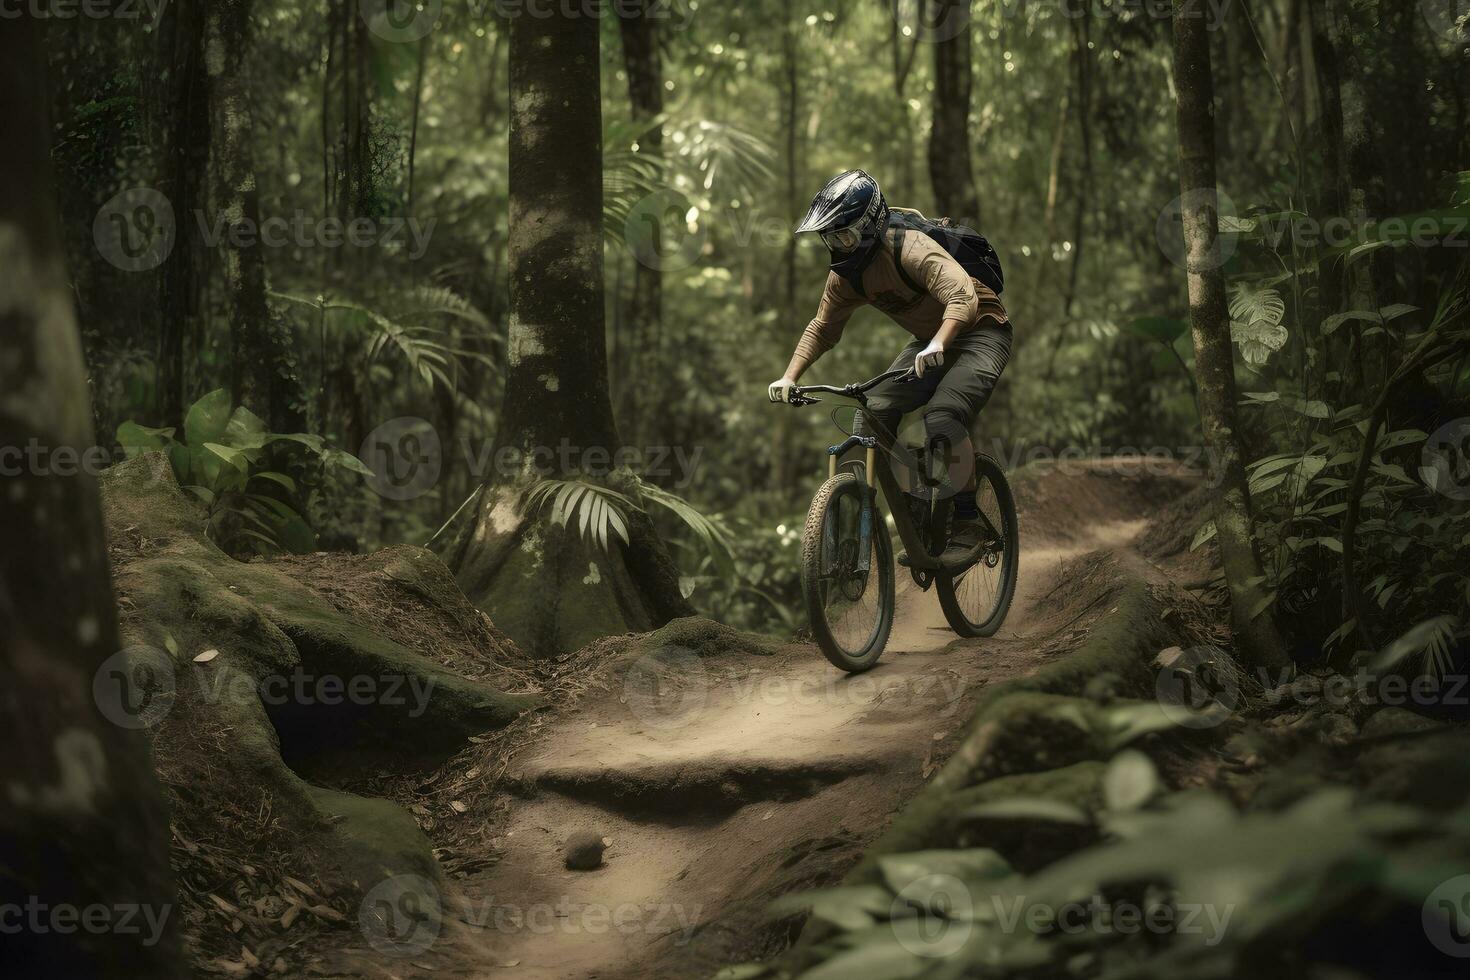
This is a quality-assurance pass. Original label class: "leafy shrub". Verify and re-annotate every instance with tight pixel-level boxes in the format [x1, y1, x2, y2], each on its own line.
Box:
[117, 389, 371, 557]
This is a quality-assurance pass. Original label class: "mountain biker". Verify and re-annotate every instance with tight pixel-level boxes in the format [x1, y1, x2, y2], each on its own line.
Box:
[768, 169, 1012, 561]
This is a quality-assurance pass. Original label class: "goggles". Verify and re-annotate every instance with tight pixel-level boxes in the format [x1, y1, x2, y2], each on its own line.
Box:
[821, 222, 866, 253]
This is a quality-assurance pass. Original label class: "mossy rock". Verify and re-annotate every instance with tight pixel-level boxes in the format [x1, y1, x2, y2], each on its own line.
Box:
[308, 787, 441, 888]
[631, 616, 784, 660]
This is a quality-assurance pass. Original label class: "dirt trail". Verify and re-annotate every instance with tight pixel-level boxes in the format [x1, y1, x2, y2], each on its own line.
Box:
[329, 459, 1198, 980]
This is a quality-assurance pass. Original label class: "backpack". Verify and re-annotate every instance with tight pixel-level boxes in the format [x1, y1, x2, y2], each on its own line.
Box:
[887, 209, 1005, 297]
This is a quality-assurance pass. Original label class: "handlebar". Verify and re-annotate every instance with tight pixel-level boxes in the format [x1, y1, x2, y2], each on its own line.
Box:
[787, 368, 917, 406]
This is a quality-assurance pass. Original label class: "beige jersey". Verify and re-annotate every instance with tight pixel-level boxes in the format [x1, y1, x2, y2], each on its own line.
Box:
[793, 219, 1010, 364]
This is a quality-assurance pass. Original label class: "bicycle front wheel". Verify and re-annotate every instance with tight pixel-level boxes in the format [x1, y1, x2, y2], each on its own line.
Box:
[938, 455, 1019, 638]
[800, 473, 895, 673]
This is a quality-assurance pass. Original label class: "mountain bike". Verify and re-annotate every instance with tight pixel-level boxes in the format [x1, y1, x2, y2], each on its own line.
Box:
[781, 368, 1019, 672]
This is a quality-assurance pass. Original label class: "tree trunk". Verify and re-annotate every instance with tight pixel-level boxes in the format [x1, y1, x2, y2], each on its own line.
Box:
[772, 10, 802, 492]
[150, 0, 210, 429]
[927, 0, 980, 224]
[1171, 0, 1290, 672]
[437, 4, 692, 657]
[1327, 0, 1392, 389]
[889, 0, 921, 196]
[618, 2, 665, 448]
[0, 17, 182, 978]
[206, 0, 275, 415]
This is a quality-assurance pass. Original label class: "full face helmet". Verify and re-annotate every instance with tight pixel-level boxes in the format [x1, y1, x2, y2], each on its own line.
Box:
[794, 170, 889, 254]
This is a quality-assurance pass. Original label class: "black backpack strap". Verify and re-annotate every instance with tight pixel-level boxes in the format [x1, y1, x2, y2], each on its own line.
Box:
[889, 221, 927, 296]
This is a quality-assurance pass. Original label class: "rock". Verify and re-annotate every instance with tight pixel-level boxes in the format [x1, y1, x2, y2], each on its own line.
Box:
[1359, 707, 1445, 741]
[564, 832, 608, 871]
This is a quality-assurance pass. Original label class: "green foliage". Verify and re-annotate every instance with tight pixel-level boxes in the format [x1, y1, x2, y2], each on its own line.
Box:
[1228, 282, 1288, 367]
[1221, 173, 1470, 672]
[521, 473, 733, 567]
[116, 390, 371, 557]
[736, 751, 1470, 979]
[269, 287, 493, 394]
[522, 479, 635, 550]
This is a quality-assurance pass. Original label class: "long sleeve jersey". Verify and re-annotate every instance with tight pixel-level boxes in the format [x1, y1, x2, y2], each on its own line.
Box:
[793, 221, 1010, 365]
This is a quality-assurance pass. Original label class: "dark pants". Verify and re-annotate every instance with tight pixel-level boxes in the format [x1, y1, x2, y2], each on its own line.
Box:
[859, 322, 1012, 448]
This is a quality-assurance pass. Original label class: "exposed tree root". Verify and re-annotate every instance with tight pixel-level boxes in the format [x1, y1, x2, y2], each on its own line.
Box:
[100, 454, 540, 972]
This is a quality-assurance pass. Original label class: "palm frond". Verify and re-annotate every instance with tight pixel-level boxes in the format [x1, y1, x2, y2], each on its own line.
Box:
[676, 119, 777, 199]
[633, 479, 734, 565]
[268, 287, 493, 394]
[522, 478, 636, 550]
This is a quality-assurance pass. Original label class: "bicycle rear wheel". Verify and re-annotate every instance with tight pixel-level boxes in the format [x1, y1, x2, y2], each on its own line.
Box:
[937, 455, 1019, 638]
[800, 473, 895, 672]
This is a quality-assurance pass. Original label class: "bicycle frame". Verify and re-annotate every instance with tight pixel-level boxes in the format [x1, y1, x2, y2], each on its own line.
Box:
[794, 372, 1000, 577]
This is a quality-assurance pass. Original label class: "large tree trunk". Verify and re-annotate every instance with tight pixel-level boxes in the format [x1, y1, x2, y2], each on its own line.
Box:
[437, 5, 692, 657]
[927, 0, 981, 224]
[618, 2, 665, 447]
[1171, 0, 1290, 672]
[0, 17, 182, 978]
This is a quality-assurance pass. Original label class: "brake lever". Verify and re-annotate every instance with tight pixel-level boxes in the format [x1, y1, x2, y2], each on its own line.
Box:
[788, 393, 822, 406]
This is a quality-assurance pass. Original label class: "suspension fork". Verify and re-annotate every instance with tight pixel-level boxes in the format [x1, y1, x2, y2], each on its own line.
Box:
[826, 434, 879, 572]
